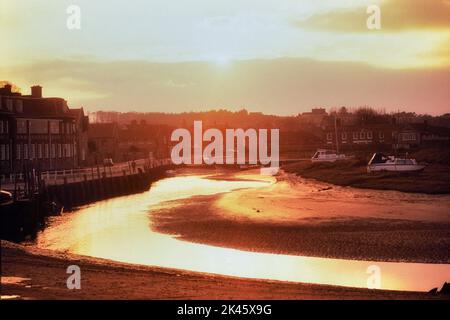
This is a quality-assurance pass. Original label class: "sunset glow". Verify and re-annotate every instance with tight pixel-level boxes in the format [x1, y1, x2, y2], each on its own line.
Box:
[2, 0, 450, 305]
[1, 0, 449, 114]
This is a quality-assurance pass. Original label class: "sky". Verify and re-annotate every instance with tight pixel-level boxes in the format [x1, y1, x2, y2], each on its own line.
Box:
[1, 0, 449, 115]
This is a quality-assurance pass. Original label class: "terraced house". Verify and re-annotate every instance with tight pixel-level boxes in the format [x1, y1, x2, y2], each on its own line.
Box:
[0, 84, 88, 175]
[324, 122, 450, 151]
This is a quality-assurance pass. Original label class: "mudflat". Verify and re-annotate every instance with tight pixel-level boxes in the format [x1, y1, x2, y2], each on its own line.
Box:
[1, 241, 443, 300]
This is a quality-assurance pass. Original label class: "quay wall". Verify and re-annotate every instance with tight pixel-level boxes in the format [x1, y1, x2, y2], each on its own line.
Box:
[0, 166, 170, 241]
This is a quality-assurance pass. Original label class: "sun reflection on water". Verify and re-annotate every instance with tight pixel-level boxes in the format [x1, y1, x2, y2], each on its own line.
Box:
[35, 175, 450, 292]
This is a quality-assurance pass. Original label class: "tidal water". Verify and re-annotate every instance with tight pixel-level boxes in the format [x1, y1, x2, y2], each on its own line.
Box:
[33, 174, 450, 292]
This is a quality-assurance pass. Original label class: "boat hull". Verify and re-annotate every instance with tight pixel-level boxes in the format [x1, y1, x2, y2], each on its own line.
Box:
[367, 164, 426, 173]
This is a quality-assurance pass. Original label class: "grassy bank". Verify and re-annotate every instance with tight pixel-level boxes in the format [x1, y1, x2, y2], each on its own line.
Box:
[283, 161, 450, 194]
[282, 148, 450, 194]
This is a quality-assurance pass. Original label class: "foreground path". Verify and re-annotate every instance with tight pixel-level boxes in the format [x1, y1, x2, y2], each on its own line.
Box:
[1, 241, 442, 300]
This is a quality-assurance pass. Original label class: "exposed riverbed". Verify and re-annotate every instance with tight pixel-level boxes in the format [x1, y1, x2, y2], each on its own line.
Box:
[31, 169, 450, 292]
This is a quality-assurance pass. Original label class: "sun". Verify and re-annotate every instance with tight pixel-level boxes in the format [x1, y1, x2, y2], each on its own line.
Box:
[214, 56, 232, 67]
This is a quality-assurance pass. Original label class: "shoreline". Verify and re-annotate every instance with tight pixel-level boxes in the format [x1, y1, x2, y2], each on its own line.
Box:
[2, 168, 449, 299]
[282, 160, 450, 194]
[150, 169, 450, 263]
[1, 240, 446, 300]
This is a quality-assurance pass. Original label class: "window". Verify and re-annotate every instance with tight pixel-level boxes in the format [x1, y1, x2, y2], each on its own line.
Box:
[379, 132, 384, 139]
[326, 133, 333, 141]
[401, 133, 417, 141]
[0, 144, 5, 160]
[0, 121, 3, 134]
[0, 144, 10, 160]
[17, 119, 27, 134]
[50, 121, 60, 134]
[24, 144, 28, 159]
[30, 119, 48, 134]
[30, 144, 35, 159]
[367, 131, 373, 139]
[341, 132, 347, 140]
[44, 144, 49, 158]
[353, 132, 358, 140]
[360, 132, 365, 139]
[57, 144, 61, 158]
[396, 159, 414, 165]
[51, 144, 56, 158]
[38, 144, 42, 159]
[16, 144, 21, 160]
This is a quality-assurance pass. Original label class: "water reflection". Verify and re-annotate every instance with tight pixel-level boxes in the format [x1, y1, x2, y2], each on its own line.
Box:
[35, 175, 450, 292]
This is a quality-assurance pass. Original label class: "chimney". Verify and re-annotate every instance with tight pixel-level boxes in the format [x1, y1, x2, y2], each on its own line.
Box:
[31, 85, 42, 98]
[4, 84, 12, 93]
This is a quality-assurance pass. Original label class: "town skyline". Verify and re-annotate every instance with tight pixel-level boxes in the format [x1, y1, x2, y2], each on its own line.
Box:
[2, 76, 450, 118]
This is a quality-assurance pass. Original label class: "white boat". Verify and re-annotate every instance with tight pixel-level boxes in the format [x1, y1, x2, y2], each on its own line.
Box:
[311, 149, 348, 163]
[367, 153, 425, 173]
[312, 116, 350, 163]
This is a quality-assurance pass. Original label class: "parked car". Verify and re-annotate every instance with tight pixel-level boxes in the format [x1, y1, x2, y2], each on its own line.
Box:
[103, 158, 114, 167]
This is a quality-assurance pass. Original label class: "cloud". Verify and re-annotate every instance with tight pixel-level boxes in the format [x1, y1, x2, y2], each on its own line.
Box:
[295, 0, 450, 32]
[2, 57, 449, 116]
[419, 36, 450, 66]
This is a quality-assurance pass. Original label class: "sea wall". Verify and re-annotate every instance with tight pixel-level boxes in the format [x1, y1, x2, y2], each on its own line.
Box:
[0, 166, 169, 241]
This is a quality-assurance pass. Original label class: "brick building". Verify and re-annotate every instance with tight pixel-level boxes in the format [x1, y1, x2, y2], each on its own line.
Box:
[325, 124, 395, 150]
[87, 123, 120, 164]
[324, 122, 450, 151]
[0, 84, 88, 174]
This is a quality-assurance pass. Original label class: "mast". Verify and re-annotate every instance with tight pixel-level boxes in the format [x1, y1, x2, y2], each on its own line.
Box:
[334, 115, 339, 154]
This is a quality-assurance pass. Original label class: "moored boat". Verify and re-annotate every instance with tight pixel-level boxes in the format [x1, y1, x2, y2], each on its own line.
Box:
[311, 149, 348, 163]
[367, 153, 425, 173]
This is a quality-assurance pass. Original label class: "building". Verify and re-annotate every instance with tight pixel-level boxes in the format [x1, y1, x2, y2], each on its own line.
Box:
[118, 121, 172, 161]
[299, 108, 328, 126]
[325, 124, 395, 150]
[87, 123, 120, 164]
[324, 122, 450, 151]
[396, 123, 450, 149]
[0, 84, 86, 175]
[69, 108, 90, 167]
